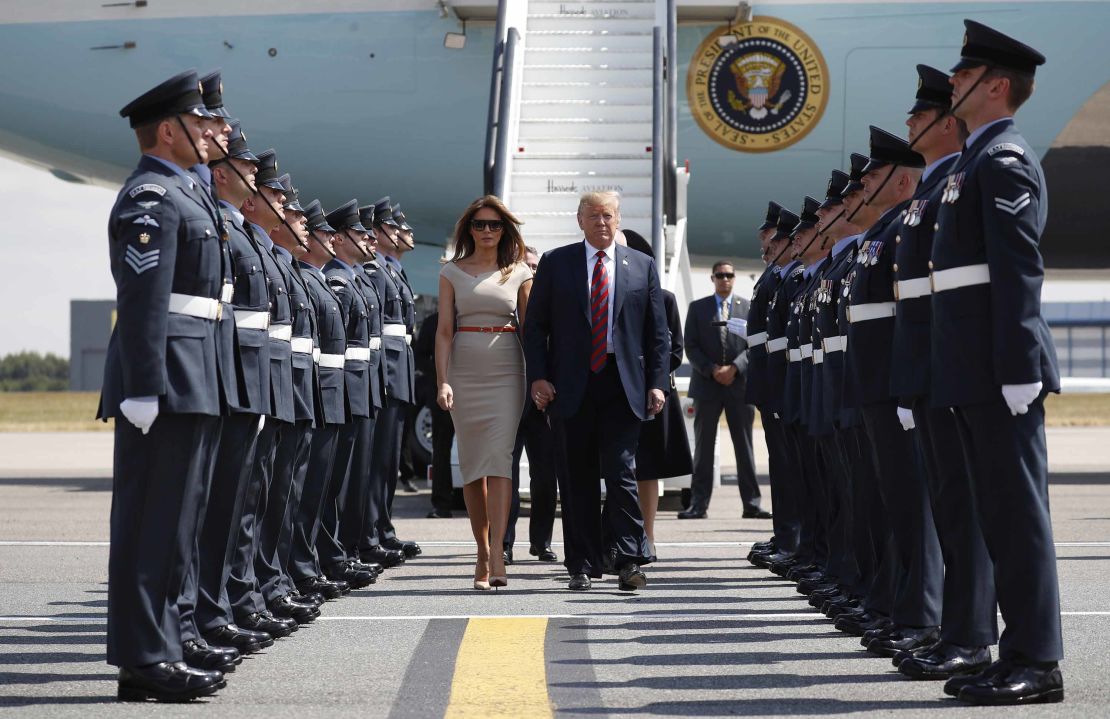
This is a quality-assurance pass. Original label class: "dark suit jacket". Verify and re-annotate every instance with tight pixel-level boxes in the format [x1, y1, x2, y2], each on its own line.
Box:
[524, 240, 669, 421]
[684, 294, 751, 402]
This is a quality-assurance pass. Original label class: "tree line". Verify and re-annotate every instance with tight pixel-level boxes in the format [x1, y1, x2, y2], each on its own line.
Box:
[0, 352, 69, 392]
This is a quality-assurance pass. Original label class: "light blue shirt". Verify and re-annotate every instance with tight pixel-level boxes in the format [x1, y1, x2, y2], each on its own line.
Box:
[832, 234, 859, 257]
[922, 152, 961, 184]
[144, 154, 195, 190]
[191, 164, 212, 190]
[714, 293, 735, 319]
[273, 244, 294, 264]
[965, 117, 1012, 149]
[803, 258, 826, 279]
[219, 200, 244, 227]
[248, 222, 274, 251]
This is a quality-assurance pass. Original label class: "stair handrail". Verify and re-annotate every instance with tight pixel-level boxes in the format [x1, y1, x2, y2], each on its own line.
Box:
[664, 0, 678, 222]
[485, 1, 527, 199]
[491, 27, 521, 201]
[651, 25, 665, 273]
[482, 2, 508, 195]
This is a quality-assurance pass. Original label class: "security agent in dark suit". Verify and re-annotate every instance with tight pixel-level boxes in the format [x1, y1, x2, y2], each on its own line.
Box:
[523, 192, 669, 592]
[98, 69, 228, 702]
[892, 65, 998, 680]
[680, 261, 764, 519]
[289, 202, 354, 600]
[844, 127, 944, 654]
[930, 22, 1063, 705]
[416, 311, 457, 519]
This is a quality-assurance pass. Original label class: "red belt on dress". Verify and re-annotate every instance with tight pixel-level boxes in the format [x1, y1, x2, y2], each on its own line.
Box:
[457, 325, 516, 333]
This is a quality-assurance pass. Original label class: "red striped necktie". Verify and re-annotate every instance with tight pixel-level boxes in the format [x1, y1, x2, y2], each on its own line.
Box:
[590, 250, 609, 373]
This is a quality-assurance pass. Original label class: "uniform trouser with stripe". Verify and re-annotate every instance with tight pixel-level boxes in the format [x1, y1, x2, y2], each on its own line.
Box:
[816, 432, 859, 593]
[372, 398, 406, 543]
[954, 397, 1062, 663]
[762, 412, 800, 554]
[257, 419, 313, 603]
[288, 425, 340, 582]
[860, 401, 943, 628]
[911, 399, 999, 647]
[194, 412, 260, 635]
[227, 419, 283, 618]
[107, 414, 220, 667]
[317, 415, 369, 568]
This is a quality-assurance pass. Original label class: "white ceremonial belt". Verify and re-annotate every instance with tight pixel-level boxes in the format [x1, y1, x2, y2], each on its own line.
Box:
[345, 347, 371, 362]
[368, 337, 382, 351]
[788, 349, 803, 363]
[822, 335, 848, 353]
[848, 302, 896, 324]
[312, 348, 321, 363]
[405, 334, 413, 345]
[895, 276, 932, 301]
[220, 284, 235, 303]
[800, 345, 814, 359]
[813, 349, 825, 365]
[767, 337, 788, 353]
[268, 325, 293, 342]
[318, 353, 345, 368]
[169, 293, 222, 321]
[382, 324, 406, 337]
[931, 263, 990, 293]
[234, 310, 270, 331]
[291, 337, 314, 354]
[747, 331, 768, 347]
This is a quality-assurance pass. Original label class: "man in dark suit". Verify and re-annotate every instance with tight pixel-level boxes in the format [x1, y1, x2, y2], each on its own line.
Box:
[523, 191, 669, 592]
[680, 262, 766, 519]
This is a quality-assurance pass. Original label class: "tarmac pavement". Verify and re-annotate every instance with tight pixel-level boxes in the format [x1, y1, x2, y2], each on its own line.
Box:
[1, 429, 1109, 716]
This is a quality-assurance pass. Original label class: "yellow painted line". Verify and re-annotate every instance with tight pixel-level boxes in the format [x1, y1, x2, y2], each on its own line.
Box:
[444, 617, 553, 719]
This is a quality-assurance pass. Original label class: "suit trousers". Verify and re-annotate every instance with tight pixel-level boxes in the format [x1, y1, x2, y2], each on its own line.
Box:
[689, 394, 760, 512]
[912, 399, 999, 647]
[839, 426, 885, 601]
[382, 399, 411, 541]
[289, 425, 340, 582]
[372, 398, 406, 543]
[954, 397, 1062, 663]
[194, 413, 260, 635]
[338, 414, 377, 556]
[317, 415, 367, 567]
[782, 424, 822, 565]
[506, 404, 558, 551]
[552, 360, 650, 577]
[762, 413, 800, 553]
[429, 405, 455, 515]
[860, 401, 943, 628]
[227, 419, 283, 618]
[257, 419, 313, 603]
[817, 433, 859, 593]
[107, 414, 220, 667]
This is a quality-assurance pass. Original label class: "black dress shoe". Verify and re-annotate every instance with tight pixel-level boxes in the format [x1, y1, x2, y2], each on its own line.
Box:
[530, 545, 559, 562]
[899, 642, 992, 680]
[118, 662, 224, 702]
[325, 561, 374, 589]
[296, 576, 343, 600]
[944, 658, 1010, 696]
[742, 508, 773, 519]
[270, 595, 320, 624]
[835, 611, 888, 636]
[568, 574, 591, 591]
[351, 559, 382, 576]
[382, 537, 422, 558]
[892, 638, 940, 667]
[182, 639, 239, 673]
[360, 545, 406, 568]
[237, 611, 295, 638]
[203, 624, 272, 654]
[958, 662, 1063, 705]
[290, 592, 325, 608]
[677, 507, 707, 519]
[426, 508, 453, 519]
[503, 547, 514, 566]
[617, 564, 647, 592]
[750, 539, 776, 553]
[867, 626, 940, 658]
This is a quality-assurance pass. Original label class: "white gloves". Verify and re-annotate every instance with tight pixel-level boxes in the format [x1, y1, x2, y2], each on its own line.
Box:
[725, 317, 748, 338]
[1001, 381, 1043, 416]
[119, 396, 159, 435]
[896, 406, 916, 431]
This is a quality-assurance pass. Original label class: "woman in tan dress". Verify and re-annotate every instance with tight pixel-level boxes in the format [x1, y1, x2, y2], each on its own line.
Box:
[435, 196, 532, 590]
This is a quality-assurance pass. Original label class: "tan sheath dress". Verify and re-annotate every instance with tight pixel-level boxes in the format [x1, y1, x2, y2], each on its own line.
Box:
[442, 261, 532, 483]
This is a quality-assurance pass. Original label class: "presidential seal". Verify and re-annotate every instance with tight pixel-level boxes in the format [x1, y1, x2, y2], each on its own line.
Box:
[688, 17, 829, 153]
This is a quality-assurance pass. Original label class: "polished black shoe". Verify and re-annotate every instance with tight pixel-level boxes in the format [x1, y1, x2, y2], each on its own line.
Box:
[203, 624, 272, 654]
[382, 537, 422, 558]
[750, 539, 776, 553]
[399, 477, 420, 493]
[237, 611, 295, 638]
[676, 507, 707, 519]
[290, 592, 325, 608]
[426, 508, 453, 518]
[823, 597, 861, 618]
[568, 574, 592, 591]
[270, 595, 320, 624]
[892, 639, 940, 667]
[118, 662, 224, 702]
[530, 545, 559, 562]
[182, 639, 239, 673]
[360, 545, 406, 569]
[957, 663, 1063, 705]
[751, 550, 791, 569]
[351, 558, 383, 576]
[867, 626, 940, 658]
[503, 547, 514, 566]
[835, 611, 887, 636]
[742, 508, 773, 519]
[944, 659, 1010, 696]
[784, 563, 819, 581]
[900, 642, 992, 681]
[617, 564, 647, 592]
[296, 576, 343, 600]
[325, 561, 374, 589]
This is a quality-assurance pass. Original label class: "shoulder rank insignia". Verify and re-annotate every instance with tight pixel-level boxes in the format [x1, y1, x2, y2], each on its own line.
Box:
[903, 199, 928, 227]
[124, 246, 160, 275]
[129, 183, 167, 198]
[988, 142, 1024, 157]
[994, 192, 1031, 216]
[942, 172, 965, 204]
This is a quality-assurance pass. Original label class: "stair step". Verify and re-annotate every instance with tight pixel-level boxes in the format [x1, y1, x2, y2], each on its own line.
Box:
[511, 172, 652, 194]
[518, 119, 651, 140]
[512, 155, 650, 172]
[526, 31, 652, 52]
[524, 48, 653, 67]
[520, 83, 651, 104]
[523, 66, 653, 83]
[512, 191, 651, 214]
[518, 102, 652, 122]
[530, 1, 655, 15]
[518, 213, 653, 236]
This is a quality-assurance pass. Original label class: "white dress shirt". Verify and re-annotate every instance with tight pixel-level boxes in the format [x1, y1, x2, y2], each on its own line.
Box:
[584, 239, 616, 353]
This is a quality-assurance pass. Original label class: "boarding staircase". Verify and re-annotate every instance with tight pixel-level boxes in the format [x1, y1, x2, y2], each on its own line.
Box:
[485, 0, 693, 307]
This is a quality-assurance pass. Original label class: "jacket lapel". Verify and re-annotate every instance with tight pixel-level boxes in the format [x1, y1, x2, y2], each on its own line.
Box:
[574, 242, 591, 324]
[612, 243, 629, 320]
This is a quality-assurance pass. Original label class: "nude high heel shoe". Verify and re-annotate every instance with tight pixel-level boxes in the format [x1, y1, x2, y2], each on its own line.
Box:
[474, 558, 492, 591]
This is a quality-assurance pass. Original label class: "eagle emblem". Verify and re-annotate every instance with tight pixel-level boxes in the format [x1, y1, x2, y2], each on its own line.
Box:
[728, 53, 791, 120]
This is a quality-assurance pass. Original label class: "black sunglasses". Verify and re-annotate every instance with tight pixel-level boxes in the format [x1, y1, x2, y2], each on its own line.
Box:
[713, 272, 735, 280]
[470, 219, 504, 232]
